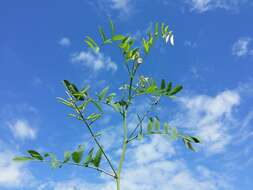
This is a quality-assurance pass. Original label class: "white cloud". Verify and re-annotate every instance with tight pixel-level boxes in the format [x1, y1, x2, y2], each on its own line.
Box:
[92, 0, 133, 18]
[0, 143, 34, 188]
[186, 0, 244, 13]
[59, 37, 71, 46]
[71, 51, 117, 72]
[232, 37, 252, 57]
[130, 136, 176, 165]
[177, 90, 240, 154]
[110, 0, 130, 12]
[39, 136, 229, 190]
[8, 119, 37, 140]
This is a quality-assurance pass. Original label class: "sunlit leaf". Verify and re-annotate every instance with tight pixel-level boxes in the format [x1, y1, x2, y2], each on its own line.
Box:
[98, 86, 109, 101]
[170, 85, 183, 96]
[27, 150, 43, 161]
[63, 151, 71, 163]
[91, 100, 103, 112]
[160, 79, 166, 90]
[93, 148, 103, 167]
[83, 148, 94, 166]
[98, 27, 107, 42]
[109, 19, 115, 36]
[72, 145, 85, 164]
[13, 156, 34, 162]
[112, 35, 125, 41]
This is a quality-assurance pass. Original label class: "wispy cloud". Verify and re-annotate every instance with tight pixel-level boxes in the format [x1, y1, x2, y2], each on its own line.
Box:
[71, 50, 117, 73]
[38, 136, 230, 190]
[186, 0, 246, 13]
[59, 37, 71, 47]
[232, 37, 252, 57]
[7, 119, 37, 140]
[176, 90, 240, 154]
[89, 0, 134, 18]
[0, 142, 35, 188]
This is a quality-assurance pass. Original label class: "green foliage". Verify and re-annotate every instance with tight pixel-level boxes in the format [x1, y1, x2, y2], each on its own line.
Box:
[14, 20, 200, 190]
[72, 145, 85, 164]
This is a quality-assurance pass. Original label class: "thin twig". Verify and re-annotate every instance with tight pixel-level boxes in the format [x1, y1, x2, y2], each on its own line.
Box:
[72, 102, 118, 178]
[36, 160, 115, 178]
[127, 97, 160, 143]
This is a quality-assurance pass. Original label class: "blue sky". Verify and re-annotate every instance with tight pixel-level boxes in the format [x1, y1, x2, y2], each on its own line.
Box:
[0, 0, 253, 189]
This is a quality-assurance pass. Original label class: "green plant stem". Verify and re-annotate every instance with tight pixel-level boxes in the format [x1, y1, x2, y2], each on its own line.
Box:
[127, 97, 160, 143]
[71, 101, 117, 178]
[116, 111, 128, 190]
[36, 160, 115, 178]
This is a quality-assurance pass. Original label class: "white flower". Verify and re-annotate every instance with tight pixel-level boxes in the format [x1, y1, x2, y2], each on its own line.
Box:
[165, 34, 170, 44]
[165, 34, 175, 46]
[137, 57, 143, 64]
[170, 34, 174, 46]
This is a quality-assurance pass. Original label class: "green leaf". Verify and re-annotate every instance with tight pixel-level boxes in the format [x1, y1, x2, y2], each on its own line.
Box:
[147, 118, 153, 133]
[154, 118, 160, 131]
[98, 86, 109, 101]
[83, 148, 94, 166]
[98, 27, 107, 42]
[62, 80, 84, 100]
[191, 136, 201, 143]
[72, 145, 85, 164]
[63, 151, 71, 163]
[27, 150, 43, 161]
[86, 36, 98, 47]
[163, 122, 170, 134]
[171, 127, 178, 140]
[143, 38, 149, 54]
[164, 25, 169, 34]
[183, 138, 195, 152]
[45, 153, 61, 168]
[109, 19, 115, 36]
[80, 85, 89, 96]
[110, 102, 121, 113]
[170, 85, 183, 96]
[79, 99, 90, 111]
[93, 148, 103, 167]
[145, 85, 157, 94]
[137, 132, 144, 141]
[112, 35, 125, 41]
[91, 100, 103, 112]
[161, 22, 165, 37]
[166, 82, 172, 93]
[105, 93, 116, 104]
[57, 97, 74, 108]
[86, 113, 102, 122]
[13, 156, 34, 162]
[184, 136, 201, 143]
[84, 39, 94, 49]
[160, 79, 166, 90]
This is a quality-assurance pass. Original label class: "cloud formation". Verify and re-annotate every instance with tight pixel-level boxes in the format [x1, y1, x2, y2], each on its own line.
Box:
[71, 51, 117, 72]
[59, 37, 71, 47]
[232, 37, 252, 57]
[0, 142, 34, 188]
[177, 90, 240, 154]
[8, 119, 37, 140]
[186, 0, 245, 13]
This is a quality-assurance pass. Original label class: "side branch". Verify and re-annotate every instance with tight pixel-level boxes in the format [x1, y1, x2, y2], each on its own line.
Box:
[72, 101, 117, 178]
[127, 97, 160, 143]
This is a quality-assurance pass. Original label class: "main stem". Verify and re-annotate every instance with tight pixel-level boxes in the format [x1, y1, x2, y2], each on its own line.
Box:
[116, 111, 128, 190]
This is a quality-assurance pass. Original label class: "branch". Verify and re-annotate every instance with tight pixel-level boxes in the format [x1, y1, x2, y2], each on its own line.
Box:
[127, 97, 160, 143]
[35, 160, 115, 178]
[68, 97, 117, 178]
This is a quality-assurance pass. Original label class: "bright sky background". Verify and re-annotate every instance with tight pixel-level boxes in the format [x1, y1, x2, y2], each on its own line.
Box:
[1, 0, 253, 190]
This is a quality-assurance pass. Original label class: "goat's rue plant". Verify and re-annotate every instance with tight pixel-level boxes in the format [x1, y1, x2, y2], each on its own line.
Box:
[14, 21, 200, 190]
